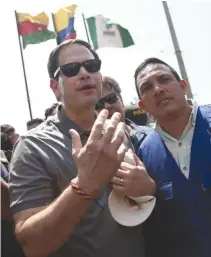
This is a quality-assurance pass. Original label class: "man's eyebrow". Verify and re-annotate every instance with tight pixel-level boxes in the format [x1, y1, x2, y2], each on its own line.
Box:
[138, 74, 152, 85]
[140, 80, 149, 86]
[158, 72, 171, 76]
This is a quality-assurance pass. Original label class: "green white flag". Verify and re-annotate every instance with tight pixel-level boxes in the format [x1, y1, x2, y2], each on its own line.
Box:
[86, 15, 134, 49]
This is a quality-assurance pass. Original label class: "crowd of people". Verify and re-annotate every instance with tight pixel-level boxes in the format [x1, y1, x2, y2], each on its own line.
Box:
[1, 38, 211, 257]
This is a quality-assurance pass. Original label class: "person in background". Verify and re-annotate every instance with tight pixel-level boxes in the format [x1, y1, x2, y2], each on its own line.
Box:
[134, 57, 211, 257]
[1, 133, 25, 257]
[1, 178, 25, 257]
[1, 153, 9, 180]
[9, 39, 155, 257]
[96, 76, 152, 153]
[26, 118, 44, 131]
[45, 102, 59, 119]
[1, 124, 19, 145]
[1, 132, 14, 166]
[125, 105, 148, 126]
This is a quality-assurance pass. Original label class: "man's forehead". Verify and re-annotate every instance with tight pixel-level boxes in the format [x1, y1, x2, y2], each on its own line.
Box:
[59, 44, 94, 65]
[137, 63, 172, 81]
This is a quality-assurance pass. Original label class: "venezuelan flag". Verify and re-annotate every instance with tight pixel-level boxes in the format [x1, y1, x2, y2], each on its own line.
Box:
[17, 12, 56, 48]
[53, 5, 77, 44]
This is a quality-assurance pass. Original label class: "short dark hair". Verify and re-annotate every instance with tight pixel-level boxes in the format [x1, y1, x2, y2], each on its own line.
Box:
[47, 39, 100, 79]
[134, 57, 181, 98]
[102, 76, 121, 94]
[0, 124, 15, 135]
[27, 118, 44, 127]
[45, 103, 59, 119]
[1, 132, 13, 162]
[1, 132, 13, 151]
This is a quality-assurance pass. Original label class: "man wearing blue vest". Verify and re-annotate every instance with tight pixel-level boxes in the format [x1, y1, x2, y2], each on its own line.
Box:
[134, 57, 211, 257]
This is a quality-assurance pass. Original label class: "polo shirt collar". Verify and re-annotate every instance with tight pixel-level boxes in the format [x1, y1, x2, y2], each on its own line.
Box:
[50, 104, 87, 137]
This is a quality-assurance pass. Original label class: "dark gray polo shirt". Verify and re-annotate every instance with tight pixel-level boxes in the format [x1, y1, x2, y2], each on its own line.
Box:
[9, 105, 145, 257]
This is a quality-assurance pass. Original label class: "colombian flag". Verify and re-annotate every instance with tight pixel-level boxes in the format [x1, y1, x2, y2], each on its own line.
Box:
[17, 12, 56, 48]
[53, 5, 77, 44]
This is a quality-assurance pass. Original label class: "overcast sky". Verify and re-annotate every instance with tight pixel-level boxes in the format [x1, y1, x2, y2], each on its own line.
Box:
[0, 0, 210, 134]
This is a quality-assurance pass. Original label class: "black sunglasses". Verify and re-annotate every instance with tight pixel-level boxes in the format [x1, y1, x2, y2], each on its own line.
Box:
[95, 93, 121, 110]
[54, 59, 101, 79]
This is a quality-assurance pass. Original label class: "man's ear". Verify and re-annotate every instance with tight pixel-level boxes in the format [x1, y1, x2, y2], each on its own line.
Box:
[180, 80, 187, 94]
[138, 100, 146, 111]
[50, 79, 61, 101]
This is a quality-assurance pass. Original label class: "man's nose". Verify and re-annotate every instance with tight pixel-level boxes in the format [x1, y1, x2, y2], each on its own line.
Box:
[78, 66, 90, 79]
[153, 82, 165, 96]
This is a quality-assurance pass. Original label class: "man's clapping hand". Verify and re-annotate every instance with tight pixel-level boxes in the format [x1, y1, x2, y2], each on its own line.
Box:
[69, 109, 126, 196]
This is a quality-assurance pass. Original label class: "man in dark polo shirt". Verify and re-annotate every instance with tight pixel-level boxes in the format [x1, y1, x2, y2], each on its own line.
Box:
[9, 39, 155, 257]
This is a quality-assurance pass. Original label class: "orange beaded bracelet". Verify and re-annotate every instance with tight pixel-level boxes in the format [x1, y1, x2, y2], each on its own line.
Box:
[70, 182, 104, 209]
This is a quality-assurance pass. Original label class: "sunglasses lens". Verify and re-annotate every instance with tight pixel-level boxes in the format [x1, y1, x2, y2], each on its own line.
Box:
[59, 60, 101, 78]
[61, 63, 81, 77]
[95, 93, 119, 111]
[106, 94, 119, 104]
[84, 59, 101, 73]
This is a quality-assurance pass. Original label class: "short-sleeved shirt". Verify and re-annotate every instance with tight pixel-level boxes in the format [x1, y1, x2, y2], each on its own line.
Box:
[9, 105, 145, 257]
[155, 102, 198, 178]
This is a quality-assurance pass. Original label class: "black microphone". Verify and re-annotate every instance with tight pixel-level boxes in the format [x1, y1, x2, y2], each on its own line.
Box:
[207, 128, 211, 135]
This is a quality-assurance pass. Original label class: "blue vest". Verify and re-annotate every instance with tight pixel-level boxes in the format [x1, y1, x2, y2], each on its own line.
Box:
[140, 105, 211, 257]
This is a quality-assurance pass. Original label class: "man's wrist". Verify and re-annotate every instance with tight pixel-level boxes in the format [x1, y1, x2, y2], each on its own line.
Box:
[135, 179, 156, 197]
[69, 178, 104, 209]
[71, 177, 100, 199]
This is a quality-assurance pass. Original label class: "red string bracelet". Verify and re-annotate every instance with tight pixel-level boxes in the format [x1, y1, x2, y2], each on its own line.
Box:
[70, 182, 104, 209]
[71, 183, 93, 199]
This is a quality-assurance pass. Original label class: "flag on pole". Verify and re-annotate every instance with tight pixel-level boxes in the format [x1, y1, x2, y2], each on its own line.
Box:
[17, 12, 56, 48]
[52, 5, 77, 44]
[86, 15, 134, 49]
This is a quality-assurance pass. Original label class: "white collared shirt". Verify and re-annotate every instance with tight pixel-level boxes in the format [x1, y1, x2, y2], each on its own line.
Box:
[156, 102, 198, 179]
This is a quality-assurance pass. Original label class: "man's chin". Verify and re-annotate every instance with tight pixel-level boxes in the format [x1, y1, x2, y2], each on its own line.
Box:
[157, 105, 181, 119]
[158, 100, 176, 110]
[82, 95, 99, 103]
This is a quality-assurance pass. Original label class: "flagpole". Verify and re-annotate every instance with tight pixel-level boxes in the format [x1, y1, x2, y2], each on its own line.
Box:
[51, 13, 59, 45]
[162, 1, 193, 99]
[82, 13, 91, 45]
[14, 10, 33, 120]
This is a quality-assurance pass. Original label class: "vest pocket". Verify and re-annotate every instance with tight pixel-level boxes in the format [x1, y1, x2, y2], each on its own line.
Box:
[158, 181, 173, 200]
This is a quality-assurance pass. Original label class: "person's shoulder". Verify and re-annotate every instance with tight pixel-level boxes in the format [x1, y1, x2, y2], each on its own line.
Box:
[14, 119, 59, 154]
[199, 104, 211, 111]
[198, 104, 211, 120]
[24, 118, 57, 138]
[10, 119, 59, 177]
[138, 125, 153, 135]
[126, 118, 153, 135]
